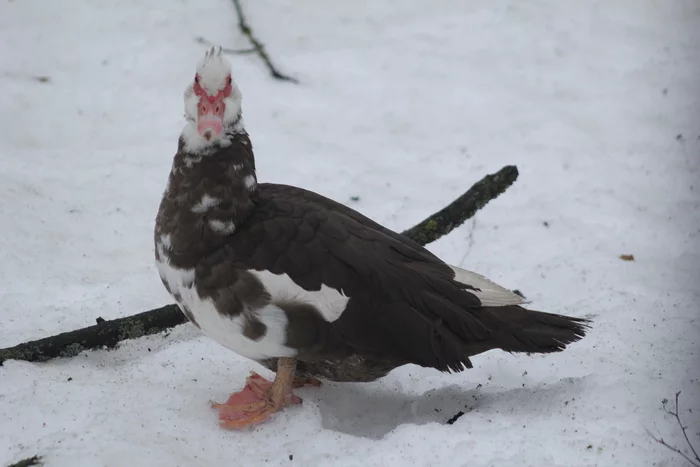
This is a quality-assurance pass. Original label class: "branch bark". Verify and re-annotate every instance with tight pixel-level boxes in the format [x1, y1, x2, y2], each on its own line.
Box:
[0, 305, 183, 366]
[402, 165, 518, 245]
[0, 165, 519, 366]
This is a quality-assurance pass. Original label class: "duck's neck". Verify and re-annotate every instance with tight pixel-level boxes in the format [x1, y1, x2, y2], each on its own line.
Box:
[155, 120, 258, 265]
[177, 116, 256, 177]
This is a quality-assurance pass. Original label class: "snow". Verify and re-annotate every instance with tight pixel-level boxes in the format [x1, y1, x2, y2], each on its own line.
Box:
[1, 0, 699, 465]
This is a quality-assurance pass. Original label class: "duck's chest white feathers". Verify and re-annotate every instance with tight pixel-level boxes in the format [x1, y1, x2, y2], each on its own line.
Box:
[154, 238, 349, 361]
[155, 247, 293, 361]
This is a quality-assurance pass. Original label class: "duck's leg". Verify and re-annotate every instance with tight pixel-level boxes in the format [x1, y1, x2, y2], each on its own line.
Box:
[211, 357, 313, 429]
[291, 374, 323, 388]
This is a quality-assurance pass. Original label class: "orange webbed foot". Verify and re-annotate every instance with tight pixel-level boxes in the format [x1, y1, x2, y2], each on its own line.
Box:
[211, 369, 319, 430]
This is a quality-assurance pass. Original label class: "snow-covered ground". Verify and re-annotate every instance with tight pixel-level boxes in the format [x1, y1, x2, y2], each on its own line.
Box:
[1, 0, 699, 465]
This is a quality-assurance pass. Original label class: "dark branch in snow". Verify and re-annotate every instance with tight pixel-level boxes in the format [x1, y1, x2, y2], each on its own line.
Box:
[0, 165, 519, 366]
[6, 455, 43, 467]
[227, 0, 298, 83]
[646, 391, 700, 467]
[0, 305, 183, 366]
[402, 165, 519, 246]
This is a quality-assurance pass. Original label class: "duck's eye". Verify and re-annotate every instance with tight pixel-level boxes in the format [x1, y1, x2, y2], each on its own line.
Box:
[226, 76, 232, 86]
[195, 74, 201, 83]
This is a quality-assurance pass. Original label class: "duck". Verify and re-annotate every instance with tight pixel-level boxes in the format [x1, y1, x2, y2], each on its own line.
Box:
[154, 47, 589, 429]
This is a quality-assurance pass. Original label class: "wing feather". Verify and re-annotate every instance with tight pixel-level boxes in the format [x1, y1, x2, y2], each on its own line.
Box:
[226, 183, 498, 371]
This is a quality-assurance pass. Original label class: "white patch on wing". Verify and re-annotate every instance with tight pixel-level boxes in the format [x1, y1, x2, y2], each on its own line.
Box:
[191, 194, 219, 213]
[155, 241, 295, 361]
[156, 238, 194, 290]
[208, 219, 235, 234]
[243, 174, 256, 191]
[250, 270, 349, 322]
[450, 265, 527, 306]
[159, 234, 172, 250]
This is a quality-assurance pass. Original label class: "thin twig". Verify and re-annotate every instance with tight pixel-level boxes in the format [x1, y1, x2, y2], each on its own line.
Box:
[647, 391, 700, 467]
[195, 36, 256, 55]
[457, 217, 477, 267]
[0, 165, 519, 366]
[230, 0, 298, 83]
[647, 429, 700, 467]
[665, 392, 700, 463]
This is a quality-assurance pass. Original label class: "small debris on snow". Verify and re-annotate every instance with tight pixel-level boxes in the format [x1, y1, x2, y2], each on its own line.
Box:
[619, 254, 635, 261]
[446, 411, 465, 425]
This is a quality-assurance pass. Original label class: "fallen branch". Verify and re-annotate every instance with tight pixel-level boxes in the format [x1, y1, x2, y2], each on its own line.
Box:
[0, 305, 182, 366]
[0, 165, 519, 366]
[647, 391, 700, 467]
[403, 165, 518, 245]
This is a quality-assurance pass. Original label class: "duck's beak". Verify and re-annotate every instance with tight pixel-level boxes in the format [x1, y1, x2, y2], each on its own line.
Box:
[197, 97, 225, 140]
